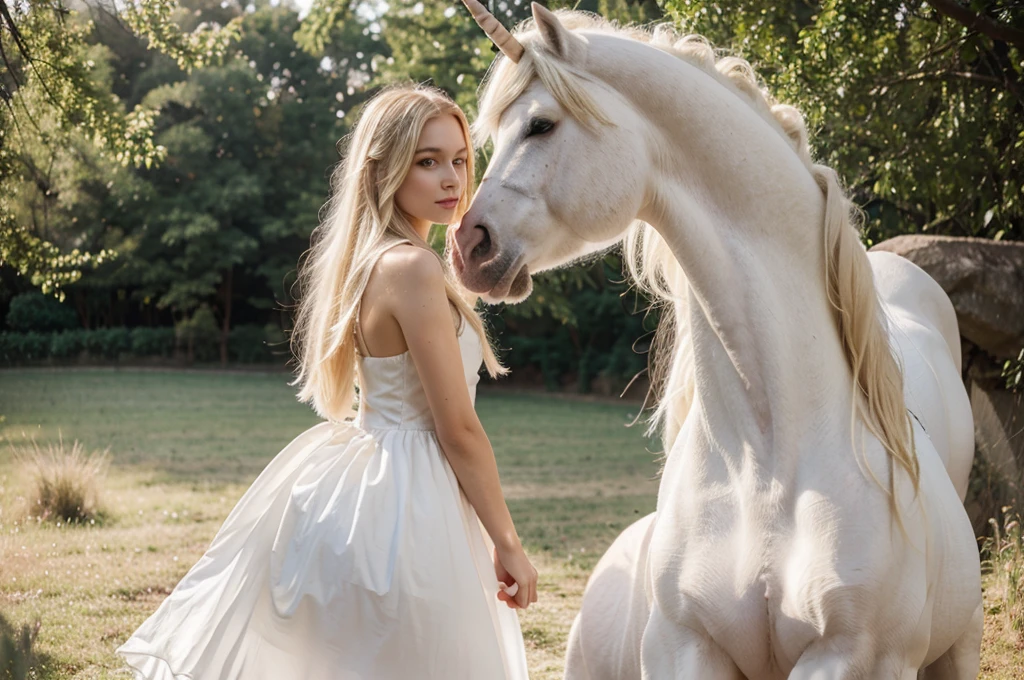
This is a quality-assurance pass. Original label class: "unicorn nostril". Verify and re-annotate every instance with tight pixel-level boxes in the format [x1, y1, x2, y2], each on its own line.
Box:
[471, 225, 492, 262]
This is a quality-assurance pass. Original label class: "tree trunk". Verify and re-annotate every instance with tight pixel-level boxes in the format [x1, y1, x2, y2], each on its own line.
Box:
[220, 266, 233, 367]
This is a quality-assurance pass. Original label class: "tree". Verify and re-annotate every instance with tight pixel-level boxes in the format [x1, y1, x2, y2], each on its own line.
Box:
[660, 0, 1023, 242]
[54, 1, 375, 362]
[0, 0, 240, 297]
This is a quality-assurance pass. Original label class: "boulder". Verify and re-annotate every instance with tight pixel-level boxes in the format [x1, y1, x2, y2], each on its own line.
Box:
[870, 234, 1024, 359]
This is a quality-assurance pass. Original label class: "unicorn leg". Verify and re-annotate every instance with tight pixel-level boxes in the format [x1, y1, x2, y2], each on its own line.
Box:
[564, 613, 592, 680]
[919, 603, 982, 680]
[564, 513, 654, 680]
[789, 638, 923, 680]
[640, 605, 744, 680]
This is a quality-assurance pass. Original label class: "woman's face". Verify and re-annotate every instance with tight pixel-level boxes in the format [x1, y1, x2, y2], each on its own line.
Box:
[394, 114, 469, 232]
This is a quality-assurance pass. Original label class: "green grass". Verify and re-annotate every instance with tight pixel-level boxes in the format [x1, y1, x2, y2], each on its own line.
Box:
[0, 368, 659, 679]
[1, 369, 323, 482]
[0, 368, 1020, 679]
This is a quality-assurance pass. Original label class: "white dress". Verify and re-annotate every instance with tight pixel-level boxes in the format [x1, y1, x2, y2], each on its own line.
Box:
[116, 319, 529, 679]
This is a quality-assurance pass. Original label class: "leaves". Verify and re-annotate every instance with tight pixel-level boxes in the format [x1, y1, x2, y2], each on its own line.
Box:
[0, 0, 238, 296]
[662, 0, 1023, 243]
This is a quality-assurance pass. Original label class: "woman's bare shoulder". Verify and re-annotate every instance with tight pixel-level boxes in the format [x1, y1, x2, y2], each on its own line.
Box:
[377, 244, 442, 279]
[373, 244, 446, 309]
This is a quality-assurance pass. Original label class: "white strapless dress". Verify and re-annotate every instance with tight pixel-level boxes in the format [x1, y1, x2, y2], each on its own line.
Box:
[116, 326, 529, 679]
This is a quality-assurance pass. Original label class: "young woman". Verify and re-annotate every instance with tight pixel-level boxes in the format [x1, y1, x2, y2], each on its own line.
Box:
[117, 84, 534, 679]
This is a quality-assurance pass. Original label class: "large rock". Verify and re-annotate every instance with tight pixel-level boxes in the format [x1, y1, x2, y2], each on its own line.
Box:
[870, 234, 1024, 359]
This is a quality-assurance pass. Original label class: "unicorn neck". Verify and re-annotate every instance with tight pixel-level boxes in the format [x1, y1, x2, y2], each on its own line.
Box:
[648, 189, 854, 463]
[597, 40, 853, 453]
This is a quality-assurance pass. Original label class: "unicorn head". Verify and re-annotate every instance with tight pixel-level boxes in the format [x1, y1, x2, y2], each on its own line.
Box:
[454, 2, 920, 502]
[452, 3, 660, 301]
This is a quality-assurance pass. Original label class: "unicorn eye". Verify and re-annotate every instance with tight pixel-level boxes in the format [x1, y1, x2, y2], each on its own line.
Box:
[525, 118, 556, 138]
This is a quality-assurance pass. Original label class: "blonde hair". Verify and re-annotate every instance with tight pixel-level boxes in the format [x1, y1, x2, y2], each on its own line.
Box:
[477, 12, 919, 505]
[292, 84, 506, 422]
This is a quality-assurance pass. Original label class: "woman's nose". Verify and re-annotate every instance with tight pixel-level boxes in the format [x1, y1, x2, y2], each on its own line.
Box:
[442, 165, 460, 190]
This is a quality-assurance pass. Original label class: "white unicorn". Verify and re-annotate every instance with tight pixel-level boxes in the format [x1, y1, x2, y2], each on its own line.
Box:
[453, 3, 981, 678]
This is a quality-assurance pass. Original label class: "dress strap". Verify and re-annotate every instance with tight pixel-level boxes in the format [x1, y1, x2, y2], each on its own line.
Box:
[354, 238, 415, 358]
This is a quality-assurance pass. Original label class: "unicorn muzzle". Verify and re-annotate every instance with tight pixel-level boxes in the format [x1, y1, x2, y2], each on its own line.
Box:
[451, 220, 531, 301]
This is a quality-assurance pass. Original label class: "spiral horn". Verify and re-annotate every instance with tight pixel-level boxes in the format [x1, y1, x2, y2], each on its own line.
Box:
[459, 0, 525, 63]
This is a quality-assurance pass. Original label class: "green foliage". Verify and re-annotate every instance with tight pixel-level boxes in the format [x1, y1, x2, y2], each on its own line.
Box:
[82, 327, 132, 360]
[0, 0, 668, 389]
[121, 0, 243, 72]
[0, 332, 48, 363]
[0, 0, 240, 296]
[130, 326, 176, 357]
[48, 329, 86, 360]
[0, 324, 279, 365]
[371, 0, 518, 112]
[660, 0, 1023, 243]
[1004, 348, 1024, 392]
[10, 0, 1017, 390]
[494, 254, 651, 392]
[5, 292, 77, 332]
[175, 304, 219, 361]
[227, 323, 274, 362]
[0, 225, 116, 298]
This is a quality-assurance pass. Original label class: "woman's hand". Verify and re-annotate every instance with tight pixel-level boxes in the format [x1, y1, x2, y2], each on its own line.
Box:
[493, 545, 538, 610]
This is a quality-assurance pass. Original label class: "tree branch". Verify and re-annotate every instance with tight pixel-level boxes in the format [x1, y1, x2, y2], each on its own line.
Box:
[871, 69, 1003, 93]
[0, 0, 32, 61]
[0, 19, 22, 86]
[928, 0, 1024, 52]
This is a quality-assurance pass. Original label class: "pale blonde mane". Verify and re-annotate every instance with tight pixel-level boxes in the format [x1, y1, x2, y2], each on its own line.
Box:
[476, 11, 919, 501]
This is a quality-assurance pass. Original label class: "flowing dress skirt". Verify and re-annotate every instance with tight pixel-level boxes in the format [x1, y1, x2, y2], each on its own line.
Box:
[117, 421, 529, 679]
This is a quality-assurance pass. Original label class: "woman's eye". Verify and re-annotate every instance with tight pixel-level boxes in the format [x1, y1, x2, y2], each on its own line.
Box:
[526, 118, 555, 138]
[418, 158, 436, 167]
[454, 158, 466, 166]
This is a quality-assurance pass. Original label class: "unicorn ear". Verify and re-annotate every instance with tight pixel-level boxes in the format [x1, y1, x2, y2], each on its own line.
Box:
[531, 2, 586, 64]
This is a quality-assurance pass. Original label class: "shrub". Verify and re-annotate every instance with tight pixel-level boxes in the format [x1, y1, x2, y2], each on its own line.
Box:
[177, 306, 220, 362]
[228, 324, 271, 363]
[0, 325, 289, 364]
[3, 332, 48, 363]
[5, 292, 77, 332]
[130, 327, 175, 357]
[49, 330, 87, 360]
[0, 333, 16, 365]
[83, 328, 130, 360]
[13, 437, 109, 524]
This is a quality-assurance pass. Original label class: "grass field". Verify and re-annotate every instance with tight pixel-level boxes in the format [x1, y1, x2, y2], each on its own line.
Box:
[0, 369, 1021, 679]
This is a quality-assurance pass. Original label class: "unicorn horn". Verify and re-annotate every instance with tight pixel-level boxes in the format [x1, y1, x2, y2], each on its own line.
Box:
[459, 0, 525, 63]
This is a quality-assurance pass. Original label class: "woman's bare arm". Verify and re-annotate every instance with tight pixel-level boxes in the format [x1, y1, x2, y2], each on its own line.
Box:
[381, 246, 536, 607]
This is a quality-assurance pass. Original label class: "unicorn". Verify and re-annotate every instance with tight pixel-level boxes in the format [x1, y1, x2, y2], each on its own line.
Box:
[453, 3, 981, 678]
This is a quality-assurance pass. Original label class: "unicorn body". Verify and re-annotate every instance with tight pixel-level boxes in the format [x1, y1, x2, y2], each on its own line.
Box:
[454, 4, 981, 677]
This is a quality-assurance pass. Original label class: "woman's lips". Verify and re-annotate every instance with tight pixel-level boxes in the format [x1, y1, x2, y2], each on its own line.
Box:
[436, 198, 459, 209]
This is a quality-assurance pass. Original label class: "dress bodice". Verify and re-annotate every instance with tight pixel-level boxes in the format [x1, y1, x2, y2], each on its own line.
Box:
[355, 321, 483, 431]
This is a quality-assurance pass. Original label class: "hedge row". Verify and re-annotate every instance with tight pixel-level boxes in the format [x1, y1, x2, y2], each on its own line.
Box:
[0, 325, 287, 366]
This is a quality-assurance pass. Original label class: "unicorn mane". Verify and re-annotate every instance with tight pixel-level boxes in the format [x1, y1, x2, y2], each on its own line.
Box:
[476, 11, 919, 500]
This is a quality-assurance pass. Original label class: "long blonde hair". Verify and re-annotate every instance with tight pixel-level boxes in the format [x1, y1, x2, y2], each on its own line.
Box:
[292, 84, 506, 422]
[476, 13, 919, 503]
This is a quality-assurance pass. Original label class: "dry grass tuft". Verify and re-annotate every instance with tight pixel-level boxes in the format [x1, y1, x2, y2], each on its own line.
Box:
[9, 435, 110, 525]
[984, 506, 1024, 640]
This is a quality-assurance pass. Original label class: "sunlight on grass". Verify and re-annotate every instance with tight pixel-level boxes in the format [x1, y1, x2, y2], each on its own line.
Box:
[0, 369, 1021, 678]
